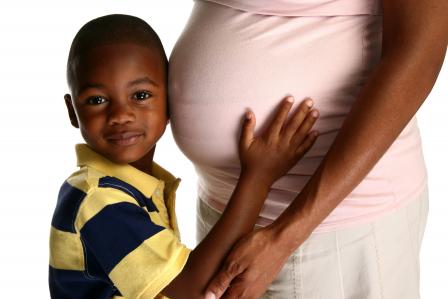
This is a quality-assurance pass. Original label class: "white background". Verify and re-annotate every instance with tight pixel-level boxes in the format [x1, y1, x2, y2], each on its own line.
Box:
[0, 1, 446, 297]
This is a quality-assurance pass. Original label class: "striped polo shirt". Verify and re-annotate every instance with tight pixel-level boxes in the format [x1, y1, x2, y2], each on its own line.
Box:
[49, 144, 190, 299]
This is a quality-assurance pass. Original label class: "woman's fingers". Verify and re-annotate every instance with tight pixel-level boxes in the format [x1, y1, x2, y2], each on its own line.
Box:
[206, 228, 286, 299]
[267, 96, 294, 137]
[282, 98, 313, 141]
[239, 111, 256, 152]
[205, 258, 246, 299]
[291, 109, 319, 146]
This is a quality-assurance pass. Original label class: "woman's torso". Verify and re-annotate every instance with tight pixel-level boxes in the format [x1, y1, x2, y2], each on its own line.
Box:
[169, 0, 427, 232]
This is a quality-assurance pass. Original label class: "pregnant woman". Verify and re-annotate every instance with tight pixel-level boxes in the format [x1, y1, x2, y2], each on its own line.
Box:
[169, 0, 447, 298]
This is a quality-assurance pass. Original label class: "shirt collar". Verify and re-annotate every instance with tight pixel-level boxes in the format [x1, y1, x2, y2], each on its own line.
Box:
[75, 144, 180, 197]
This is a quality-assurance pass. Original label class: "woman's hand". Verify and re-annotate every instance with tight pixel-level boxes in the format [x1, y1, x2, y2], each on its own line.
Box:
[205, 226, 289, 299]
[239, 96, 319, 187]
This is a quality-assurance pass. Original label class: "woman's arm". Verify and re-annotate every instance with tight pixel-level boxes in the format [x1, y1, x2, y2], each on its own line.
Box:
[205, 0, 448, 297]
[276, 0, 448, 250]
[162, 98, 319, 298]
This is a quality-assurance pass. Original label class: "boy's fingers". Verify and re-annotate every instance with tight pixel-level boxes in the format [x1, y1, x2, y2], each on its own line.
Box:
[239, 111, 256, 151]
[268, 96, 294, 136]
[283, 98, 313, 141]
[291, 109, 319, 145]
[295, 131, 319, 156]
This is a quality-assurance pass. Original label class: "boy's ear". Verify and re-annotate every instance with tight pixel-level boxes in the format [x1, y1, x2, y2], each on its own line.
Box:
[64, 94, 79, 128]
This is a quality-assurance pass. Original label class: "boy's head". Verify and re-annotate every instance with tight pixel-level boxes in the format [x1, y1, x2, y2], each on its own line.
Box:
[65, 14, 168, 167]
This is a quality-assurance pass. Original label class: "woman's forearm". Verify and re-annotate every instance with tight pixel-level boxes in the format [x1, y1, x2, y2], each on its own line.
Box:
[273, 31, 447, 252]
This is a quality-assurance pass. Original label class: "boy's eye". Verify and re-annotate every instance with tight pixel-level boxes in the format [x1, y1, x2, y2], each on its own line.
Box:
[133, 91, 152, 101]
[87, 96, 107, 105]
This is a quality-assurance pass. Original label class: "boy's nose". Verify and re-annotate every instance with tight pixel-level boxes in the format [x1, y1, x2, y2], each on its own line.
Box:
[107, 102, 136, 125]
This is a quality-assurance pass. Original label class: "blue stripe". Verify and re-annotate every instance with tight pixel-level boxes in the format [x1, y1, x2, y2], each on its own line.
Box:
[98, 176, 159, 212]
[83, 244, 112, 284]
[49, 266, 117, 299]
[51, 181, 86, 233]
[80, 202, 165, 274]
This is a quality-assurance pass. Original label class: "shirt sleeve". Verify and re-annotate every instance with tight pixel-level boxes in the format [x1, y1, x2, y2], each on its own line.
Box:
[76, 188, 190, 299]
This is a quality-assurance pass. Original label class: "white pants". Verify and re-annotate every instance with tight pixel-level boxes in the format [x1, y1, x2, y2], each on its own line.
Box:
[196, 187, 429, 299]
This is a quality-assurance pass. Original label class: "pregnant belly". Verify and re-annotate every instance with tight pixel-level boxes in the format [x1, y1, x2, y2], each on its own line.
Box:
[170, 1, 382, 168]
[169, 1, 426, 230]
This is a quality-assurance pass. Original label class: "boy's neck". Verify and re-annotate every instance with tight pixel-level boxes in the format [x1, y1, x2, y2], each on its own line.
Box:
[129, 147, 156, 176]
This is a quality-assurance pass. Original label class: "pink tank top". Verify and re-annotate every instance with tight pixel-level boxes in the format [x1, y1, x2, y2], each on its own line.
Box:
[169, 0, 427, 232]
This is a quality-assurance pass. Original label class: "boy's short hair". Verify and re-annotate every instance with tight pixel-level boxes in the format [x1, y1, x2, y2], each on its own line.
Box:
[66, 14, 167, 92]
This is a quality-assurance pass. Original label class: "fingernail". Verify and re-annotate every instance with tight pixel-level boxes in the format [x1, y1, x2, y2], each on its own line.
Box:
[246, 112, 252, 120]
[311, 110, 319, 118]
[286, 96, 294, 103]
[305, 98, 313, 107]
[205, 292, 216, 299]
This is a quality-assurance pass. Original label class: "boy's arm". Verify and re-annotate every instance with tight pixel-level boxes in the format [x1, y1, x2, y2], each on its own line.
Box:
[162, 97, 319, 298]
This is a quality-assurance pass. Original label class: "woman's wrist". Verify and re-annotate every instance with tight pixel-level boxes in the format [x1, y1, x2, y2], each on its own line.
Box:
[268, 207, 314, 254]
[258, 222, 302, 261]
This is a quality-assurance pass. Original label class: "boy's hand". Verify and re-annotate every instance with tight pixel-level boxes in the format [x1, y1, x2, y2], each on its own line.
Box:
[239, 96, 319, 187]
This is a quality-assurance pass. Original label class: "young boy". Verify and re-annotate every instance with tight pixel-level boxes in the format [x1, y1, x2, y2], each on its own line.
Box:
[49, 14, 319, 299]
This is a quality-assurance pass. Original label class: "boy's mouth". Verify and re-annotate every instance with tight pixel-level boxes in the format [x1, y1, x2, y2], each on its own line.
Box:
[105, 131, 144, 146]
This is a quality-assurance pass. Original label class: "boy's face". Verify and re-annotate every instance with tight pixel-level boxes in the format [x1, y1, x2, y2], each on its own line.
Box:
[65, 43, 168, 165]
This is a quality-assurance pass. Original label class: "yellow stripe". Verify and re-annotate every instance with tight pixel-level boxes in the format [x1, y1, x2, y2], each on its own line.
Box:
[66, 168, 93, 194]
[75, 188, 140, 231]
[76, 144, 160, 197]
[49, 226, 84, 270]
[109, 229, 190, 299]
